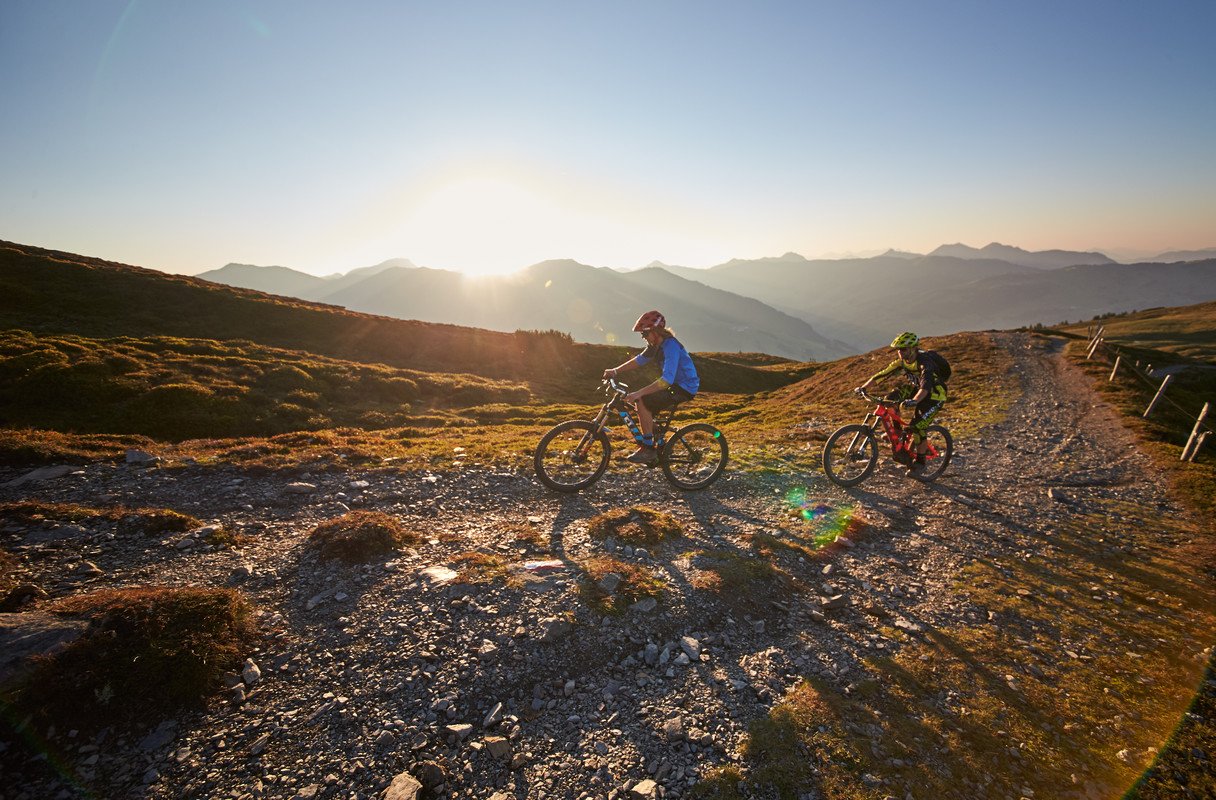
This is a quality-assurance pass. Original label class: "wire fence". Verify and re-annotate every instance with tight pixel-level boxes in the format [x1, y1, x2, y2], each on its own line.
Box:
[1083, 325, 1213, 462]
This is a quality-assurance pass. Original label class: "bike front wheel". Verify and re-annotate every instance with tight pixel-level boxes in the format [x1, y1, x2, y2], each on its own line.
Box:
[911, 425, 953, 482]
[822, 424, 879, 487]
[534, 420, 611, 492]
[661, 423, 728, 490]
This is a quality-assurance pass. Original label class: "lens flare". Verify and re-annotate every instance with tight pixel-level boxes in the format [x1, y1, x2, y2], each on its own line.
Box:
[783, 487, 862, 548]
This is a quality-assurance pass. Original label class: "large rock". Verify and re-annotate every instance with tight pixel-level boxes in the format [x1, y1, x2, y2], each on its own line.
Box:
[4, 465, 78, 487]
[538, 616, 573, 642]
[0, 612, 89, 684]
[125, 449, 161, 465]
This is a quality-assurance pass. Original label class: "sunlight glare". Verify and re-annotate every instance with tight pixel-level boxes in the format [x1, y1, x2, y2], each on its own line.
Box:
[398, 178, 565, 276]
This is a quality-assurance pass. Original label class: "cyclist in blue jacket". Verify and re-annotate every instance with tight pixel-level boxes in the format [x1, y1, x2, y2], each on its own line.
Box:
[602, 310, 700, 464]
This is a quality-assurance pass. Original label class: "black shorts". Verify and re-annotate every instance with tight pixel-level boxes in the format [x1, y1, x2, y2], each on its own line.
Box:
[641, 386, 695, 414]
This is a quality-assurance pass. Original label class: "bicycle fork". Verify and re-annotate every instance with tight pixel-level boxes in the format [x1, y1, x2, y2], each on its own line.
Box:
[844, 414, 877, 456]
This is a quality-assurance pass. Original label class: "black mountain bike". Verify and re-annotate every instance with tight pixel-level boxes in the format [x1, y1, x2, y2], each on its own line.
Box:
[534, 378, 729, 492]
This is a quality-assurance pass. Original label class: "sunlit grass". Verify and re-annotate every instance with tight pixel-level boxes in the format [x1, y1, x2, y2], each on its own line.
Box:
[307, 510, 420, 561]
[586, 506, 685, 546]
[1057, 300, 1216, 361]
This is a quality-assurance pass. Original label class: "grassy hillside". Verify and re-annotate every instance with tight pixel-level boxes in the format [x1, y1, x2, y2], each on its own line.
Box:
[1058, 300, 1216, 362]
[0, 241, 832, 467]
[1061, 336, 1216, 800]
[0, 242, 799, 401]
[0, 330, 531, 440]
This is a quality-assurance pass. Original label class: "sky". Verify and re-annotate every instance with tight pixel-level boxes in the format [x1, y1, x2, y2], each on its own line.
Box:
[2, 1, 1214, 277]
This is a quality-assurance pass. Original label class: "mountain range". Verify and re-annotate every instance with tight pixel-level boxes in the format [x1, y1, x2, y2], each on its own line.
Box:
[197, 243, 1216, 355]
[199, 260, 856, 361]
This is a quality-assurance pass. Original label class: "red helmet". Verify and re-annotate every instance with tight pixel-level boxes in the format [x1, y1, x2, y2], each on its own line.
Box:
[632, 310, 666, 332]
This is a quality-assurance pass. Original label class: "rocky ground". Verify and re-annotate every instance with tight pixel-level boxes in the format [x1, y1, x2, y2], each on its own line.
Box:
[1, 332, 1210, 800]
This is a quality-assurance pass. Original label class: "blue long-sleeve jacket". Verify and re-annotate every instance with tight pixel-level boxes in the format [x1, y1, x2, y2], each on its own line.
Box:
[634, 336, 699, 395]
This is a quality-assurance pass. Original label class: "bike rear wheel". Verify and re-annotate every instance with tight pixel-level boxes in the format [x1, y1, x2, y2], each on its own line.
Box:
[911, 425, 953, 482]
[661, 423, 728, 490]
[534, 420, 611, 492]
[822, 424, 879, 487]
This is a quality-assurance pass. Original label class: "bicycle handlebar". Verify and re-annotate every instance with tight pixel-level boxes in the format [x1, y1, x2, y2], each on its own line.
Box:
[854, 388, 914, 406]
[603, 377, 629, 395]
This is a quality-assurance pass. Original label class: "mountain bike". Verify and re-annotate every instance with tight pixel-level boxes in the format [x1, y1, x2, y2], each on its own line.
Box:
[822, 389, 952, 487]
[534, 378, 728, 492]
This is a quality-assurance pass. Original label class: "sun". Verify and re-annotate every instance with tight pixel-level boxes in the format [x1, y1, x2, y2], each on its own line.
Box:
[398, 177, 568, 276]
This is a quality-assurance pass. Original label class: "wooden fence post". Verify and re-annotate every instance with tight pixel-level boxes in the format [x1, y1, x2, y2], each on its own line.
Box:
[1181, 403, 1210, 461]
[1087, 337, 1104, 360]
[1143, 374, 1173, 418]
[1190, 431, 1210, 462]
[1109, 355, 1121, 382]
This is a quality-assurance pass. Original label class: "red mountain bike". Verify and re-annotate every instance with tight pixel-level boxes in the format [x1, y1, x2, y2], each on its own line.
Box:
[822, 389, 953, 487]
[534, 378, 729, 492]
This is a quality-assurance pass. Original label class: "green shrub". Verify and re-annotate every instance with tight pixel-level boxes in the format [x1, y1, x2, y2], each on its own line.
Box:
[120, 383, 244, 439]
[366, 375, 418, 403]
[256, 364, 315, 392]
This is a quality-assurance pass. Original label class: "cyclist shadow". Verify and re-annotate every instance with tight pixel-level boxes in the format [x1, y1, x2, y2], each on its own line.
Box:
[545, 492, 605, 562]
[917, 480, 1212, 607]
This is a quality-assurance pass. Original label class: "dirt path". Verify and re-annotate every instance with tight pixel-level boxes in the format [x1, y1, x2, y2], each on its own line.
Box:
[2, 332, 1212, 800]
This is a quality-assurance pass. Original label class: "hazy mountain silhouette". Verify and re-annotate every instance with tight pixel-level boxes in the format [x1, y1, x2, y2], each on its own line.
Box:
[196, 259, 412, 301]
[928, 242, 1116, 269]
[299, 259, 855, 361]
[661, 252, 1216, 348]
[194, 244, 1216, 356]
[196, 263, 329, 297]
[915, 259, 1216, 330]
[1148, 248, 1216, 263]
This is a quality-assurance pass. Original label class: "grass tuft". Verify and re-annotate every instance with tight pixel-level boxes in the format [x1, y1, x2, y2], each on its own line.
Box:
[587, 506, 685, 546]
[578, 554, 665, 614]
[7, 586, 257, 730]
[0, 548, 18, 595]
[452, 551, 520, 588]
[307, 510, 419, 561]
[0, 501, 202, 536]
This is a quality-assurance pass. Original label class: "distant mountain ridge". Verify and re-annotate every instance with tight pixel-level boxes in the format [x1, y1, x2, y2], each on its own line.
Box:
[197, 259, 411, 302]
[1150, 248, 1216, 263]
[928, 242, 1116, 269]
[660, 252, 1216, 349]
[195, 242, 1216, 355]
[197, 258, 856, 361]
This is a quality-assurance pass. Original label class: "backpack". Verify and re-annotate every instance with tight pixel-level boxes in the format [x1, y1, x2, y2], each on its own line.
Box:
[921, 350, 951, 384]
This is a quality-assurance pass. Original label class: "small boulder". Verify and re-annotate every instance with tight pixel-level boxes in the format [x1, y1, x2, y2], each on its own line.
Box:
[381, 772, 422, 800]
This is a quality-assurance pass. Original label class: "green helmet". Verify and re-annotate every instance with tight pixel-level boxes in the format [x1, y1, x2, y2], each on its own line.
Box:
[890, 331, 919, 349]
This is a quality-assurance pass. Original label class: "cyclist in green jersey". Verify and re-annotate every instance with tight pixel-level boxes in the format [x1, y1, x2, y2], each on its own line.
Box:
[855, 331, 949, 473]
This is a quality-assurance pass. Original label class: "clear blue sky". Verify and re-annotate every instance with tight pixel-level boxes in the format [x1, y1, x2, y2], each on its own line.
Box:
[2, 1, 1214, 275]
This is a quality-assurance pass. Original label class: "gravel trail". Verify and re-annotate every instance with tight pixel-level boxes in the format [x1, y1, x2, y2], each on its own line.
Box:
[1, 332, 1207, 800]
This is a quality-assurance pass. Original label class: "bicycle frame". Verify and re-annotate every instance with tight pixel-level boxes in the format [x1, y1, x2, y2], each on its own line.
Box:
[588, 378, 676, 453]
[851, 391, 941, 463]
